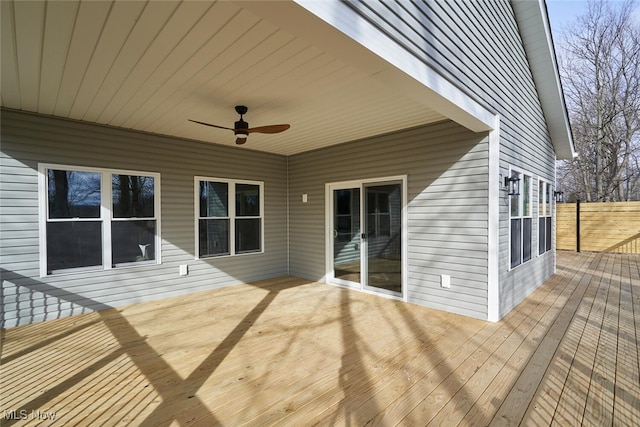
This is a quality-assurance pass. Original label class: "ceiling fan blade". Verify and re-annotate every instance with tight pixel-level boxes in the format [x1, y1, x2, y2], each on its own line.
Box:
[188, 119, 234, 131]
[235, 137, 247, 145]
[247, 124, 290, 134]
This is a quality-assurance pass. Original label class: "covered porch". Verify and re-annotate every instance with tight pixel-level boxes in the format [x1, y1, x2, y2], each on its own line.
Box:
[2, 251, 638, 425]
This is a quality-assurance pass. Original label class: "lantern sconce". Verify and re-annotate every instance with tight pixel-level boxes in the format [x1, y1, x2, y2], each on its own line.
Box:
[554, 191, 565, 203]
[504, 172, 521, 196]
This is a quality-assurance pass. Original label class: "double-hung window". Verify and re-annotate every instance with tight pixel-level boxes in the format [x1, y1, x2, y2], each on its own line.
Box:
[510, 170, 532, 269]
[40, 164, 160, 275]
[538, 180, 553, 255]
[196, 177, 263, 258]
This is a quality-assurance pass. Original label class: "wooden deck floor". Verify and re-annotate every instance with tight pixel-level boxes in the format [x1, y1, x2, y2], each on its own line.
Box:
[1, 251, 639, 426]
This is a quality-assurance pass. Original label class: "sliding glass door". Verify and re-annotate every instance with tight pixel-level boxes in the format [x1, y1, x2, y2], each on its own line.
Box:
[328, 178, 405, 298]
[333, 187, 361, 284]
[363, 183, 402, 295]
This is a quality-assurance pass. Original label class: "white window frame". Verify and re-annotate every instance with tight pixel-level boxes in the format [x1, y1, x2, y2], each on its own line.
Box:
[195, 177, 264, 259]
[538, 178, 553, 255]
[508, 167, 533, 270]
[38, 163, 161, 277]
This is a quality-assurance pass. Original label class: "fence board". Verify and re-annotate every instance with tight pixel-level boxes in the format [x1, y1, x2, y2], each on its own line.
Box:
[556, 202, 640, 254]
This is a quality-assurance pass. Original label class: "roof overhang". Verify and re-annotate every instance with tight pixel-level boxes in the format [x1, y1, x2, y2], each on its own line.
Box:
[512, 0, 577, 160]
[244, 0, 496, 134]
[0, 0, 493, 156]
[1, 0, 572, 158]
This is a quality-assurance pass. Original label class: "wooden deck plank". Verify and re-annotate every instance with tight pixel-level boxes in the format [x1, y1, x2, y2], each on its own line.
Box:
[550, 253, 611, 425]
[488, 252, 589, 426]
[463, 252, 594, 426]
[261, 306, 480, 426]
[424, 254, 586, 427]
[1, 252, 639, 426]
[317, 313, 493, 426]
[366, 320, 501, 426]
[583, 254, 618, 425]
[393, 265, 565, 426]
[613, 255, 640, 427]
[217, 295, 425, 424]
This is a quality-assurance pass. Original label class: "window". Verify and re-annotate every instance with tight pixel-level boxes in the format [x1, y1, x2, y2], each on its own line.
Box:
[510, 170, 532, 269]
[539, 180, 553, 255]
[196, 178, 263, 258]
[40, 165, 160, 275]
[112, 174, 157, 264]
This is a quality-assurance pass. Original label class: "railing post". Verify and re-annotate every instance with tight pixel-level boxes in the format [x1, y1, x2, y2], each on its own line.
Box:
[576, 199, 581, 252]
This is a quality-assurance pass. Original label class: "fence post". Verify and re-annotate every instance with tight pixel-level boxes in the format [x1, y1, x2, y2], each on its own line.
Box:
[576, 199, 581, 252]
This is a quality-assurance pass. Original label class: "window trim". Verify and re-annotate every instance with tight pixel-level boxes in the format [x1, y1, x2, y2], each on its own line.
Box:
[38, 163, 161, 277]
[194, 176, 264, 259]
[508, 167, 533, 270]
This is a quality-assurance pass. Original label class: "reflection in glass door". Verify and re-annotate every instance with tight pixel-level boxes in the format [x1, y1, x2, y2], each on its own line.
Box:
[333, 188, 361, 284]
[364, 183, 402, 295]
[329, 179, 404, 298]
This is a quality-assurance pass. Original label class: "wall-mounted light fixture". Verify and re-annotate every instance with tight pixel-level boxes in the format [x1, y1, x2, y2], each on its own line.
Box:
[504, 172, 520, 196]
[554, 191, 564, 203]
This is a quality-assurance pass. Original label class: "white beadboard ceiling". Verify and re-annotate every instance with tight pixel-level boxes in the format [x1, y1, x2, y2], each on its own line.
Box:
[1, 0, 448, 155]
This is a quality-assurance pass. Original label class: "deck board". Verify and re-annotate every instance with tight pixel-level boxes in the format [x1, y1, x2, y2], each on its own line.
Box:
[489, 251, 594, 426]
[1, 252, 639, 426]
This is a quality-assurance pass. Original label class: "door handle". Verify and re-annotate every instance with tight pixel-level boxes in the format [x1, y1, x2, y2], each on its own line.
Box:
[361, 233, 366, 240]
[333, 230, 338, 238]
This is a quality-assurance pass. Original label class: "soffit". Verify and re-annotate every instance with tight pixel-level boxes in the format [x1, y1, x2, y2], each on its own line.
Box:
[1, 0, 447, 156]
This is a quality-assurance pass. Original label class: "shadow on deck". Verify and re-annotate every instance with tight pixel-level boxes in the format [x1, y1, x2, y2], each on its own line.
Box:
[1, 251, 639, 425]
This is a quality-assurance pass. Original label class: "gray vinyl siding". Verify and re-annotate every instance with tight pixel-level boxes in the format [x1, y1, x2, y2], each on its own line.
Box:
[344, 0, 556, 318]
[289, 121, 490, 319]
[0, 109, 287, 328]
[1, 1, 560, 326]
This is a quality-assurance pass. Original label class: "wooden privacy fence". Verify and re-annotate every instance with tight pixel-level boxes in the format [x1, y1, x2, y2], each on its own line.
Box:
[556, 201, 640, 253]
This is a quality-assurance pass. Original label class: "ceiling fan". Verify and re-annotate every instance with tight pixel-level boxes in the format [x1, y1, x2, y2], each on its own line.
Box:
[189, 105, 290, 145]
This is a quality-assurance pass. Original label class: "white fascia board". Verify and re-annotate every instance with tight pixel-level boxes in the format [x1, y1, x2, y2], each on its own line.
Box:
[512, 0, 576, 160]
[241, 0, 494, 133]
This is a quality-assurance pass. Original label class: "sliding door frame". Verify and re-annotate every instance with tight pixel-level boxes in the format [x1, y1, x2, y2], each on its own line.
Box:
[325, 175, 408, 301]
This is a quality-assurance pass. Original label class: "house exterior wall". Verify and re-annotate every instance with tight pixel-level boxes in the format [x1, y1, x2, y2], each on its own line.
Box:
[1, 1, 561, 326]
[289, 121, 491, 319]
[343, 0, 556, 318]
[0, 109, 288, 328]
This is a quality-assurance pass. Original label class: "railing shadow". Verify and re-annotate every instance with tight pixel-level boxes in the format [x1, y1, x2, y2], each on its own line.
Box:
[1, 268, 302, 425]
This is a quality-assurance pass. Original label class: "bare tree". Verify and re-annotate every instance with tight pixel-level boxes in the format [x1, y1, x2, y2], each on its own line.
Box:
[557, 0, 640, 202]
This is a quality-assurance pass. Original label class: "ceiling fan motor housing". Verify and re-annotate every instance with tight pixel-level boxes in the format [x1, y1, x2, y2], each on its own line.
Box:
[234, 119, 249, 137]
